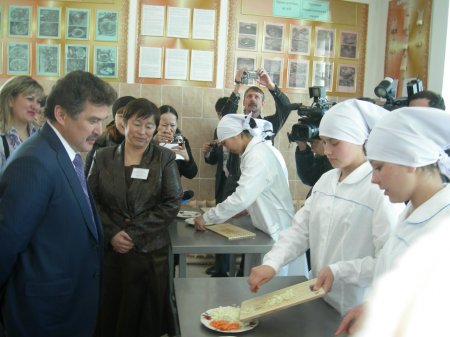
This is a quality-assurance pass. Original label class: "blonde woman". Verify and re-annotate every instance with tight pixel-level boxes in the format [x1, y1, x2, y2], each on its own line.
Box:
[0, 76, 44, 168]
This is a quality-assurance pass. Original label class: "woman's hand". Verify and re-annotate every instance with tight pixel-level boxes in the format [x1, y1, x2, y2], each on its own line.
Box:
[335, 304, 365, 335]
[194, 216, 207, 231]
[313, 266, 334, 292]
[155, 130, 174, 144]
[171, 144, 189, 161]
[248, 265, 276, 292]
[111, 230, 134, 253]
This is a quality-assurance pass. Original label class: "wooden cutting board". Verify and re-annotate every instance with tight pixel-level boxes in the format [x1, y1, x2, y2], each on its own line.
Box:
[239, 278, 325, 322]
[206, 223, 256, 240]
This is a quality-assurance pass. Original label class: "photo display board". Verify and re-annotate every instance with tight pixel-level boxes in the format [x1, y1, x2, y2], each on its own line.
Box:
[226, 0, 368, 97]
[384, 0, 431, 96]
[136, 0, 219, 87]
[0, 0, 128, 82]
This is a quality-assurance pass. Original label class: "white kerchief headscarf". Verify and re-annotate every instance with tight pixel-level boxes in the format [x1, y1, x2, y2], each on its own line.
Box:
[319, 99, 389, 145]
[366, 107, 450, 178]
[217, 114, 274, 142]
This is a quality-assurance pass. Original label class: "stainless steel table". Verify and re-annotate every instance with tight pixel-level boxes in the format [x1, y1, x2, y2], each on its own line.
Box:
[174, 276, 341, 337]
[169, 214, 275, 277]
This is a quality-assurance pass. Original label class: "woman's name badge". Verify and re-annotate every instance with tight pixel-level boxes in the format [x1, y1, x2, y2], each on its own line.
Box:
[131, 168, 149, 180]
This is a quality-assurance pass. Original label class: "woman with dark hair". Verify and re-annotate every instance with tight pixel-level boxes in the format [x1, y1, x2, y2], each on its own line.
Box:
[0, 76, 44, 168]
[88, 98, 183, 337]
[84, 95, 135, 175]
[154, 104, 198, 178]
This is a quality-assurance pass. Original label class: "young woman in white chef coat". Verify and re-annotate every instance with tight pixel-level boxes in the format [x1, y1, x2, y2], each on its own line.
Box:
[248, 99, 404, 315]
[194, 114, 308, 276]
[336, 107, 450, 335]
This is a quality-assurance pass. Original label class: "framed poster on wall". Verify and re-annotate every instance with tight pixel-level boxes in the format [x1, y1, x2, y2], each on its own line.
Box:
[38, 7, 61, 39]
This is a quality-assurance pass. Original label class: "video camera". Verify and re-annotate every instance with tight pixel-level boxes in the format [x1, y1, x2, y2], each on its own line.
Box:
[287, 86, 335, 142]
[374, 77, 423, 111]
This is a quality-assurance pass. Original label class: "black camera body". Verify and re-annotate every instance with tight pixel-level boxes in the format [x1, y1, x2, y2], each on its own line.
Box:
[375, 78, 423, 111]
[287, 86, 334, 142]
[240, 71, 259, 85]
[173, 134, 184, 145]
[209, 141, 218, 150]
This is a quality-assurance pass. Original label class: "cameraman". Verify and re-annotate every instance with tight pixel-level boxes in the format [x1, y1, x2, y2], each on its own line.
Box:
[295, 138, 333, 191]
[221, 68, 293, 135]
[408, 90, 446, 110]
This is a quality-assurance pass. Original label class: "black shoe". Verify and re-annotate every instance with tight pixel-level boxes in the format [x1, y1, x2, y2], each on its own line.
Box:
[205, 266, 216, 275]
[211, 272, 228, 277]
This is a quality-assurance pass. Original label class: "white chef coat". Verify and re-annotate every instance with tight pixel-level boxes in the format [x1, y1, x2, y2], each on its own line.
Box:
[263, 161, 404, 315]
[374, 184, 450, 279]
[203, 135, 308, 276]
[355, 215, 450, 337]
[204, 136, 292, 239]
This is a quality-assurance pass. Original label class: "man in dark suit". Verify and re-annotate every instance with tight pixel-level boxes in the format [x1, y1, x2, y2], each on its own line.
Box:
[0, 71, 117, 337]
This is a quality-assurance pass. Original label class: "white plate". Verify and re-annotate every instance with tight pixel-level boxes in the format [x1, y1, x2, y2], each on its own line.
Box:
[177, 210, 201, 219]
[200, 309, 258, 333]
[185, 218, 195, 226]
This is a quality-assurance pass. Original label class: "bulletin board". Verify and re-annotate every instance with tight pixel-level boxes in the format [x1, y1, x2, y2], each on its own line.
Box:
[0, 0, 128, 82]
[226, 0, 368, 97]
[136, 0, 220, 87]
[384, 0, 432, 96]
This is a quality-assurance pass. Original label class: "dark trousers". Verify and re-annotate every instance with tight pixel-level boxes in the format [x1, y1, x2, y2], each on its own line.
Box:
[214, 254, 230, 275]
[96, 246, 170, 337]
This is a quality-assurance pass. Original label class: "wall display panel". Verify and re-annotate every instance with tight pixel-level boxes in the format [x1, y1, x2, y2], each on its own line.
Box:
[0, 0, 128, 82]
[7, 42, 30, 75]
[236, 21, 258, 51]
[94, 46, 118, 78]
[36, 43, 60, 76]
[65, 44, 89, 73]
[95, 10, 118, 41]
[287, 58, 309, 90]
[8, 6, 32, 38]
[136, 0, 220, 87]
[262, 57, 283, 87]
[226, 0, 367, 97]
[37, 7, 61, 39]
[289, 24, 311, 55]
[384, 0, 432, 96]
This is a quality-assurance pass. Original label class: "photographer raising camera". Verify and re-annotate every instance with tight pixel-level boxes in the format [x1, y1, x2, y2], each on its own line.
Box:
[154, 105, 198, 179]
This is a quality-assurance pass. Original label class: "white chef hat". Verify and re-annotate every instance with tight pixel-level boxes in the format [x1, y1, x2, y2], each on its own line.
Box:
[366, 106, 450, 178]
[319, 99, 388, 145]
[217, 114, 274, 142]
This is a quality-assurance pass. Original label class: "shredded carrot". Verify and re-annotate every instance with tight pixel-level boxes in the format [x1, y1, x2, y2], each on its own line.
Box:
[210, 319, 241, 331]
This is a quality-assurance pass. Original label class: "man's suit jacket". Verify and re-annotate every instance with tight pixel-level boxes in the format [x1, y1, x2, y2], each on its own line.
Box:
[0, 123, 103, 337]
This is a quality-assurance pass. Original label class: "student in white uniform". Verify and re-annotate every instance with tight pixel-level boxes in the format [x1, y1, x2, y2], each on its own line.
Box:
[354, 216, 450, 337]
[336, 107, 450, 335]
[194, 114, 308, 276]
[248, 99, 404, 315]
